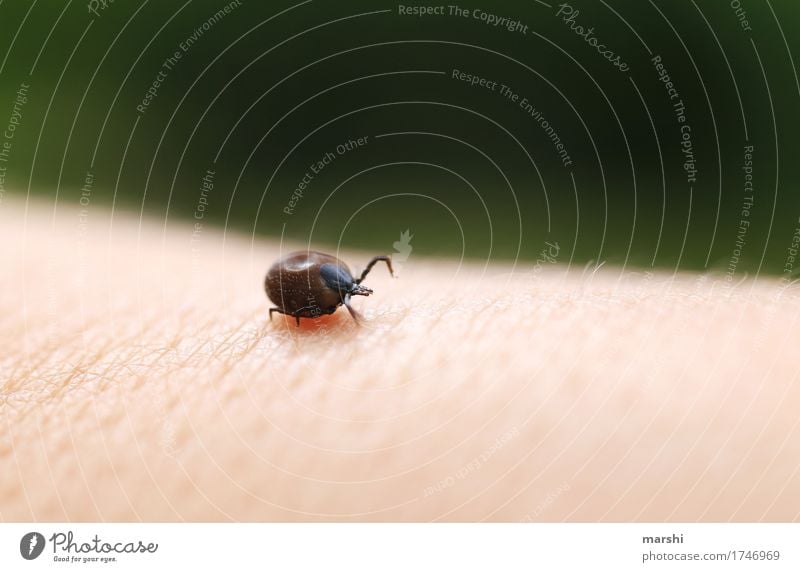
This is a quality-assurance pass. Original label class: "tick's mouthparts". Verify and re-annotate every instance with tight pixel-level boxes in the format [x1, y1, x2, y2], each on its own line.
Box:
[351, 284, 373, 296]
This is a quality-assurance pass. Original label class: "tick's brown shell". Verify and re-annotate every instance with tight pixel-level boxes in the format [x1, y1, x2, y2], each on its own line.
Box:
[265, 250, 353, 317]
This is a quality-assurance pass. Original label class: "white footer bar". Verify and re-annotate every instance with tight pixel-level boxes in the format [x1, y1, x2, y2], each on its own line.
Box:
[2, 523, 798, 571]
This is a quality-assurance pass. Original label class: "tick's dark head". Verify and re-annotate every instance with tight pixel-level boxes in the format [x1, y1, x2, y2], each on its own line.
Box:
[320, 262, 377, 299]
[319, 262, 358, 298]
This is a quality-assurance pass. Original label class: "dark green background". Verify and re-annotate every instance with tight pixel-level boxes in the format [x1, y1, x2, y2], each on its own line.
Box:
[1, 0, 798, 273]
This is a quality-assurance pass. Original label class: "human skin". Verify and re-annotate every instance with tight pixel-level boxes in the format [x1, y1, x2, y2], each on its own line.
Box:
[1, 197, 799, 522]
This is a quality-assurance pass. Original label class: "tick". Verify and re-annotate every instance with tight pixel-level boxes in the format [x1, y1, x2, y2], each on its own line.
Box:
[265, 250, 394, 326]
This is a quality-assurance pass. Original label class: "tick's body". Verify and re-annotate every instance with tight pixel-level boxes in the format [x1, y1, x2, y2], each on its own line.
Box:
[265, 250, 393, 325]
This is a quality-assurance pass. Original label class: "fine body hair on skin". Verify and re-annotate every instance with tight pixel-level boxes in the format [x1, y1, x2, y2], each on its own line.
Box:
[1, 198, 799, 521]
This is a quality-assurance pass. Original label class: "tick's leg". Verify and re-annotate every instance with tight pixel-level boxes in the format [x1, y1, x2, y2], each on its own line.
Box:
[269, 307, 284, 321]
[343, 294, 362, 325]
[291, 305, 319, 327]
[356, 255, 394, 284]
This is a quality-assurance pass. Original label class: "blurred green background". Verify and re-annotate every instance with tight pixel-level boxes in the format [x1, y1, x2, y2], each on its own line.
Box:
[0, 0, 798, 273]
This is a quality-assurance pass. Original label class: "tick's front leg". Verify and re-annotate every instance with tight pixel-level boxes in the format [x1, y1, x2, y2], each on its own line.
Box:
[291, 305, 320, 327]
[356, 255, 394, 284]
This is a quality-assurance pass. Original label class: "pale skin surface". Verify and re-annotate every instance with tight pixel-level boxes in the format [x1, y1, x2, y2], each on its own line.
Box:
[1, 197, 799, 522]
